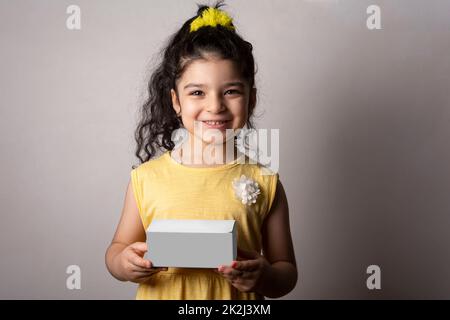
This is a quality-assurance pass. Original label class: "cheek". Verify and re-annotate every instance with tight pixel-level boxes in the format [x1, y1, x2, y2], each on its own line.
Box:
[180, 102, 202, 120]
[230, 103, 248, 123]
[181, 110, 204, 134]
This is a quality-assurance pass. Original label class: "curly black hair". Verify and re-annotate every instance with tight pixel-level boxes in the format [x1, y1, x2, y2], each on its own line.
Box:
[133, 0, 258, 168]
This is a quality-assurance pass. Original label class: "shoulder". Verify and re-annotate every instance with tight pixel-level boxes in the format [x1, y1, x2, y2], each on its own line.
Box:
[130, 152, 171, 203]
[130, 152, 172, 191]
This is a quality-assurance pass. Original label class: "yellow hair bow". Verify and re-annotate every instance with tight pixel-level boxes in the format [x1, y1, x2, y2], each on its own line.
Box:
[190, 7, 235, 33]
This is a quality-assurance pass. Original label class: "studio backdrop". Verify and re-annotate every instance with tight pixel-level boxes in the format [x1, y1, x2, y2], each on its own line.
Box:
[1, 0, 449, 299]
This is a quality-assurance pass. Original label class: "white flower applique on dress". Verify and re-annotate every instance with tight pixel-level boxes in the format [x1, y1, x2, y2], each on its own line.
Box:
[232, 175, 261, 206]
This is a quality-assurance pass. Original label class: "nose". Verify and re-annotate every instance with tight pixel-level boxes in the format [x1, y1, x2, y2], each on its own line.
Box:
[206, 93, 226, 113]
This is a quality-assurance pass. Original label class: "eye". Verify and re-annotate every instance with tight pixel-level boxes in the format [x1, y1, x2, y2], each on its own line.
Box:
[225, 89, 241, 95]
[189, 90, 204, 96]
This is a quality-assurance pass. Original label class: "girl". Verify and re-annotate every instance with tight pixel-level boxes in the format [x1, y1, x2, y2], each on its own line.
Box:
[105, 1, 297, 300]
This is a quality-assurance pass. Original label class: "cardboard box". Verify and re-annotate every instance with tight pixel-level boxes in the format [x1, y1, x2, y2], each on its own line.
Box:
[145, 219, 237, 268]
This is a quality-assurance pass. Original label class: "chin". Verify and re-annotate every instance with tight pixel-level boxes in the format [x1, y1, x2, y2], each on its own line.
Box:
[201, 136, 226, 145]
[204, 130, 237, 145]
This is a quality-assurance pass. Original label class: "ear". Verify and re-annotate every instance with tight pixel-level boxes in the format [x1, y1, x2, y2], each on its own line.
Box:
[171, 88, 181, 115]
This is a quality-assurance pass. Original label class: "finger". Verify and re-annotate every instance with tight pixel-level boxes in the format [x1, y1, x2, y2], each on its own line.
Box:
[131, 266, 153, 273]
[136, 267, 167, 274]
[131, 255, 151, 269]
[129, 242, 148, 254]
[238, 271, 253, 280]
[133, 270, 156, 277]
[131, 265, 166, 273]
[153, 267, 168, 272]
[217, 265, 233, 280]
[219, 265, 244, 280]
[223, 273, 248, 285]
[232, 259, 259, 272]
[133, 266, 168, 275]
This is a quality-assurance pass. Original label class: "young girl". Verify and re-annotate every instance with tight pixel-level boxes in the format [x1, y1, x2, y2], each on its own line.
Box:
[105, 2, 297, 300]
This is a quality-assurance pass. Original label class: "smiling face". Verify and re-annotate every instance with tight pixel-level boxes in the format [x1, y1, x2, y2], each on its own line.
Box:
[171, 54, 256, 147]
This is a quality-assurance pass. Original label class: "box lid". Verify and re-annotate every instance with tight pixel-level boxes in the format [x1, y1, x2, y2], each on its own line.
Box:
[147, 219, 236, 233]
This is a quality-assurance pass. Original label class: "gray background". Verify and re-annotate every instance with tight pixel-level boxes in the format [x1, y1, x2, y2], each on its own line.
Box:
[1, 0, 449, 299]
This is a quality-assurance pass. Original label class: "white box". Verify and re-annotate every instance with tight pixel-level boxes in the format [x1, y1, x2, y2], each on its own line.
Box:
[145, 219, 237, 268]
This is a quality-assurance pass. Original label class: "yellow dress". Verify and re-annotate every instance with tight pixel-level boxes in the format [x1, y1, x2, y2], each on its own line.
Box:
[130, 150, 279, 300]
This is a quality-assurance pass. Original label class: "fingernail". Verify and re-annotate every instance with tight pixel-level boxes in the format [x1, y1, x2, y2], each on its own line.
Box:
[218, 265, 223, 272]
[231, 261, 237, 268]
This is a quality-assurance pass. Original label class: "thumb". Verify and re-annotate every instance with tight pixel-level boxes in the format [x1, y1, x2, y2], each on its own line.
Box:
[129, 242, 148, 254]
[237, 247, 259, 261]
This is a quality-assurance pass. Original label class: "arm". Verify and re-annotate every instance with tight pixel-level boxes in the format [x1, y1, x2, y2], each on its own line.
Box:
[256, 179, 298, 298]
[105, 180, 166, 282]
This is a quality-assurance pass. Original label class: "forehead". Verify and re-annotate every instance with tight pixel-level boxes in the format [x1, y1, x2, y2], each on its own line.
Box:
[177, 57, 243, 86]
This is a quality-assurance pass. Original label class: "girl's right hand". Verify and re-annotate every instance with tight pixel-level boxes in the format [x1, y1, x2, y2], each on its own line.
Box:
[117, 242, 167, 283]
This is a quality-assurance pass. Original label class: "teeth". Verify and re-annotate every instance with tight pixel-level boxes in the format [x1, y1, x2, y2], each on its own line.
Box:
[204, 121, 227, 125]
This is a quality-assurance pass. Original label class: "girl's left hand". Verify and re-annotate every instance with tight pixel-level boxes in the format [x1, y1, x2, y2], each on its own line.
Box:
[215, 247, 271, 293]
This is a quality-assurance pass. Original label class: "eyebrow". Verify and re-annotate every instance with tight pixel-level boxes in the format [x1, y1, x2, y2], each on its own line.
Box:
[183, 81, 245, 90]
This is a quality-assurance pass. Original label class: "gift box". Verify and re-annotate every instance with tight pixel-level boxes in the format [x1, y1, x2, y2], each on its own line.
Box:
[145, 219, 237, 268]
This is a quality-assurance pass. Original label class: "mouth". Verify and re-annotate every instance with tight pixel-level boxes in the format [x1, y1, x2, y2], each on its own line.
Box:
[201, 120, 231, 129]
